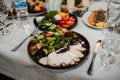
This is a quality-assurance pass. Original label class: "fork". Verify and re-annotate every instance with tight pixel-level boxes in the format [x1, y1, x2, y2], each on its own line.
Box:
[11, 28, 38, 52]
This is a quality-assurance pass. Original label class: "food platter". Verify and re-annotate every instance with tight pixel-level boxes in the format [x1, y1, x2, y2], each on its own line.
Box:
[27, 29, 90, 69]
[7, 0, 47, 18]
[33, 11, 78, 31]
[82, 11, 99, 29]
[27, 0, 47, 15]
[82, 10, 107, 30]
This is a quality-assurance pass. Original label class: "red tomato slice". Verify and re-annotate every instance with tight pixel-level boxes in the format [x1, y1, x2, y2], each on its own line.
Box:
[28, 45, 37, 51]
[56, 25, 62, 29]
[58, 20, 66, 25]
[69, 17, 76, 22]
[44, 33, 53, 37]
[66, 21, 74, 26]
[62, 24, 70, 28]
[67, 30, 73, 34]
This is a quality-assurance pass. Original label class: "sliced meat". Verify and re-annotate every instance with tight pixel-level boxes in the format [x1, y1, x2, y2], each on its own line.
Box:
[48, 52, 62, 67]
[68, 51, 80, 62]
[39, 57, 48, 65]
[79, 47, 86, 52]
[39, 42, 86, 67]
[70, 43, 86, 52]
[69, 48, 84, 58]
[61, 51, 75, 65]
[70, 43, 82, 50]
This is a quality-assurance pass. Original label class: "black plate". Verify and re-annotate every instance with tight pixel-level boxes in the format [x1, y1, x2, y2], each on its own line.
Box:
[33, 13, 78, 31]
[27, 31, 90, 69]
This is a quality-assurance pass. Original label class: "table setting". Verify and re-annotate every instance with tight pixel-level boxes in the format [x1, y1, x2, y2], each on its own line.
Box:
[0, 0, 120, 80]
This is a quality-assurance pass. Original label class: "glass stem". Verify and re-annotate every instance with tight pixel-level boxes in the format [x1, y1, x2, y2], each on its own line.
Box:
[2, 22, 8, 35]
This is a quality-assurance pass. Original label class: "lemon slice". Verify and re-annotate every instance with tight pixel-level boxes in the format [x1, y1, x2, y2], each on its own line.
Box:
[95, 22, 108, 28]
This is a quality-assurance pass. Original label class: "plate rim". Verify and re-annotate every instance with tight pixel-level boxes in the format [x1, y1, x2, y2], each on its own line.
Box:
[7, 11, 47, 19]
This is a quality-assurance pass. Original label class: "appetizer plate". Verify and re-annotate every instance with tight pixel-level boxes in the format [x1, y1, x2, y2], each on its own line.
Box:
[7, 0, 47, 18]
[82, 9, 108, 30]
[33, 12, 78, 31]
[27, 0, 47, 14]
[82, 11, 102, 30]
[27, 30, 90, 69]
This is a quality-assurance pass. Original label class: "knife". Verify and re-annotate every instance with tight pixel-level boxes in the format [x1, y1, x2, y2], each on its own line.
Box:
[87, 40, 102, 76]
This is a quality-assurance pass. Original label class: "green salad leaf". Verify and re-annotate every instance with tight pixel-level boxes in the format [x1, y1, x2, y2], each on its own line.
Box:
[28, 28, 79, 56]
[38, 11, 58, 29]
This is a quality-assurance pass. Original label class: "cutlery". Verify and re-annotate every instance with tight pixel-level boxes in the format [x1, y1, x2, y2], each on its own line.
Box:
[87, 40, 102, 76]
[0, 23, 13, 30]
[6, 22, 13, 28]
[11, 28, 38, 52]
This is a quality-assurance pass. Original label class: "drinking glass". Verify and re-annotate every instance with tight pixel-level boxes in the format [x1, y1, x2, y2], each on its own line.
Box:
[103, 0, 120, 54]
[98, 23, 116, 71]
[99, 40, 115, 71]
[0, 2, 9, 37]
[99, 0, 117, 71]
[107, 0, 120, 25]
[14, 3, 31, 32]
[111, 23, 120, 54]
[45, 0, 62, 11]
[99, 23, 115, 71]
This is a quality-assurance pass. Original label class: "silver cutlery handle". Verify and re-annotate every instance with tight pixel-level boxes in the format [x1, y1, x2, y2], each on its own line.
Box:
[11, 35, 30, 52]
[87, 53, 96, 75]
[87, 40, 102, 76]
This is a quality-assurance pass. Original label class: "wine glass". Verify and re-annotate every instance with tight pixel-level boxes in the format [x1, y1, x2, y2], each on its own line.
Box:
[14, 0, 31, 32]
[45, 0, 62, 12]
[100, 0, 120, 70]
[0, 3, 9, 37]
[99, 41, 115, 71]
[99, 0, 116, 71]
[99, 24, 115, 71]
[102, 0, 120, 54]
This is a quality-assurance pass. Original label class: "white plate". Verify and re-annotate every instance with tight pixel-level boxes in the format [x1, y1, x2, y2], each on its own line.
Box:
[82, 11, 102, 30]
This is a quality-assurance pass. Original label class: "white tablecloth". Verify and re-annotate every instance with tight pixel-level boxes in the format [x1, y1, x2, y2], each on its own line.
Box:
[0, 1, 120, 80]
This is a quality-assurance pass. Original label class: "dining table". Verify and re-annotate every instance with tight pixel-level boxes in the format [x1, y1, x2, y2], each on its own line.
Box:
[0, 0, 120, 80]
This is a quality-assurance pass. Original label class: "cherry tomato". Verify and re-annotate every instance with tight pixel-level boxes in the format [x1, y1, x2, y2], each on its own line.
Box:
[67, 30, 73, 34]
[44, 33, 53, 37]
[62, 24, 70, 28]
[69, 17, 76, 22]
[28, 45, 37, 51]
[58, 20, 66, 25]
[66, 21, 74, 26]
[56, 25, 62, 29]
